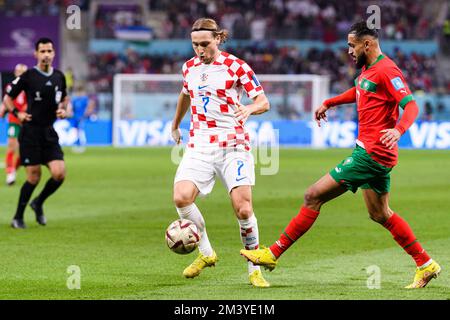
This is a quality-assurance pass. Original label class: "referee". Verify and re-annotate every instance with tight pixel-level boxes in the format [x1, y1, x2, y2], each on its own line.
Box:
[2, 38, 69, 229]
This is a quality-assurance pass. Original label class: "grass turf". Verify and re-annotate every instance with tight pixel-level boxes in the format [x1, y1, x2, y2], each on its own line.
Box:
[0, 147, 448, 300]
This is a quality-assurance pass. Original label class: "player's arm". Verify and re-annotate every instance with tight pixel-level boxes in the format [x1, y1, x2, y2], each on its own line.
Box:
[379, 69, 417, 149]
[56, 73, 70, 119]
[235, 93, 270, 124]
[65, 100, 74, 118]
[3, 93, 31, 122]
[0, 84, 11, 117]
[85, 98, 96, 117]
[315, 87, 356, 127]
[3, 75, 32, 122]
[56, 96, 70, 119]
[0, 100, 7, 118]
[380, 100, 419, 149]
[171, 90, 191, 144]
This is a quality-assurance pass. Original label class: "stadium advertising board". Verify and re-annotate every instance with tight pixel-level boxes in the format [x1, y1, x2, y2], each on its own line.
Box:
[0, 119, 448, 149]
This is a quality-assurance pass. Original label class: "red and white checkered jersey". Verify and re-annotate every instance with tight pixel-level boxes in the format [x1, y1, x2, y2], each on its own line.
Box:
[181, 51, 264, 152]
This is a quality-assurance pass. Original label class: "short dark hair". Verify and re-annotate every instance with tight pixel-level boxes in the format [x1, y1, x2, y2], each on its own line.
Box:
[349, 21, 379, 39]
[35, 37, 54, 51]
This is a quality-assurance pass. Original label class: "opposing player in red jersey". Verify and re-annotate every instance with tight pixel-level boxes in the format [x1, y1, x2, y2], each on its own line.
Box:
[241, 21, 441, 289]
[171, 18, 271, 287]
[0, 64, 28, 185]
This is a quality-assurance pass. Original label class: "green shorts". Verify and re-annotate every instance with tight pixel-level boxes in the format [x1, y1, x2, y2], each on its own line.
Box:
[329, 145, 392, 194]
[7, 123, 21, 138]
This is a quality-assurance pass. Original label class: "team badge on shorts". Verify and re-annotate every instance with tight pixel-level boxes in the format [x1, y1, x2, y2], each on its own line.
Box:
[343, 157, 353, 166]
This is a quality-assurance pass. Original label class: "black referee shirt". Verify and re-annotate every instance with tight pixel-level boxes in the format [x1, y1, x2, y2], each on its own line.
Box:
[7, 66, 67, 127]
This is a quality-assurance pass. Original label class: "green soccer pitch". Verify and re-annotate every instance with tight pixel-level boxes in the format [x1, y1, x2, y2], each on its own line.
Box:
[0, 147, 448, 300]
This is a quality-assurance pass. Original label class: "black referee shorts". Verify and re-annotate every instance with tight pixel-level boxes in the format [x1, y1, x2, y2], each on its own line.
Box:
[18, 125, 64, 166]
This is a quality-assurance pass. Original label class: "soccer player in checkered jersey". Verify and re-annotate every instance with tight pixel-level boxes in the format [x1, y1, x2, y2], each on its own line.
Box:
[171, 18, 271, 287]
[241, 21, 441, 289]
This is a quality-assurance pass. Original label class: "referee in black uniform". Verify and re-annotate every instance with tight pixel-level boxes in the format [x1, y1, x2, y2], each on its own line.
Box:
[2, 38, 69, 229]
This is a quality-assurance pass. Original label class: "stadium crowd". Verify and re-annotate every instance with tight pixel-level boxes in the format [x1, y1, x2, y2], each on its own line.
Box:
[88, 46, 441, 95]
[146, 0, 443, 41]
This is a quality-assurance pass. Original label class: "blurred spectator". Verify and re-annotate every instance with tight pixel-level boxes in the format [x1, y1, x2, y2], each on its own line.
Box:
[65, 67, 74, 95]
[435, 103, 447, 121]
[422, 101, 434, 121]
[0, 0, 89, 15]
[443, 18, 450, 53]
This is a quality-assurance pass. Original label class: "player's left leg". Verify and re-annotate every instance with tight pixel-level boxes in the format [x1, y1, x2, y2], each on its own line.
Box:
[72, 119, 86, 153]
[230, 185, 269, 287]
[242, 173, 347, 269]
[5, 137, 19, 185]
[219, 150, 269, 287]
[362, 189, 441, 288]
[29, 160, 66, 226]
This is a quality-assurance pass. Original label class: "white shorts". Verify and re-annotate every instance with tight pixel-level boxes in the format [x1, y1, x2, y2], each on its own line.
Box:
[174, 148, 255, 196]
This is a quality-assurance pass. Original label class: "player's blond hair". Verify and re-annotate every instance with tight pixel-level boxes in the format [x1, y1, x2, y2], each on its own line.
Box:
[191, 18, 229, 44]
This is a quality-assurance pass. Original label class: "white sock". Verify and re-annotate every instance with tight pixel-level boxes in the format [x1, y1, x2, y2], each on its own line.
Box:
[419, 259, 433, 269]
[176, 203, 213, 257]
[238, 214, 261, 274]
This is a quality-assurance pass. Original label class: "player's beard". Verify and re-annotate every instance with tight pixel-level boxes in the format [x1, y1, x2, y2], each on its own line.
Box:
[199, 54, 213, 64]
[356, 52, 367, 69]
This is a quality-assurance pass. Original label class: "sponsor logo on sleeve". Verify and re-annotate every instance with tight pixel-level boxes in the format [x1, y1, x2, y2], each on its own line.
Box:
[390, 77, 405, 91]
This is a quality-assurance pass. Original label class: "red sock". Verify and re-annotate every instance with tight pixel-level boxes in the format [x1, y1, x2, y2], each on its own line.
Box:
[5, 150, 15, 173]
[270, 206, 320, 258]
[383, 213, 431, 267]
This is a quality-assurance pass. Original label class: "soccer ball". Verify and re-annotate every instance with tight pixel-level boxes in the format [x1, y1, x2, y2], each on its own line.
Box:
[165, 219, 200, 254]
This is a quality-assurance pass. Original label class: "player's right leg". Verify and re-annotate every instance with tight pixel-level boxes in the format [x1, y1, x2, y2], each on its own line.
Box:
[11, 165, 41, 229]
[173, 180, 217, 278]
[173, 149, 218, 278]
[241, 173, 347, 270]
[5, 126, 20, 185]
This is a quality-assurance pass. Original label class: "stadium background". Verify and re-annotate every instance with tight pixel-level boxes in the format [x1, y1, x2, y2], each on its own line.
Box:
[1, 0, 450, 148]
[0, 0, 449, 301]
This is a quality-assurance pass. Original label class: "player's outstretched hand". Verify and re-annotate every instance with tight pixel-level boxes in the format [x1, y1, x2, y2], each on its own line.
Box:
[380, 128, 401, 150]
[314, 104, 329, 127]
[235, 103, 252, 125]
[56, 107, 68, 119]
[18, 111, 32, 122]
[171, 128, 182, 145]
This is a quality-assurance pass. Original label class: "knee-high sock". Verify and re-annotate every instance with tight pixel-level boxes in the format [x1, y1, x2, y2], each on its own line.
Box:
[14, 181, 37, 219]
[34, 178, 64, 206]
[238, 214, 260, 273]
[270, 206, 320, 258]
[6, 150, 15, 173]
[176, 203, 213, 257]
[383, 213, 431, 267]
